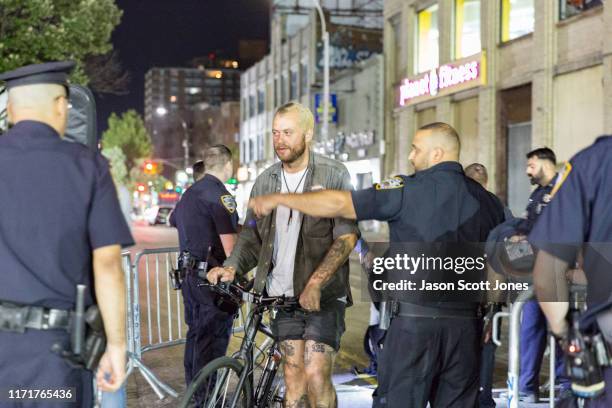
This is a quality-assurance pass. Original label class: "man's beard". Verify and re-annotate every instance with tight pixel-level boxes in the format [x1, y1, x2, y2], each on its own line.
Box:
[275, 139, 307, 165]
[528, 169, 544, 186]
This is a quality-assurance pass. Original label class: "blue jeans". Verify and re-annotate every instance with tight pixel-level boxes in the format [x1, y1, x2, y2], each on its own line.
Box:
[100, 384, 126, 407]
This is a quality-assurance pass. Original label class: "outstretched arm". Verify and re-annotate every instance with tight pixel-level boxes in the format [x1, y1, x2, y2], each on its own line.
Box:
[249, 190, 357, 220]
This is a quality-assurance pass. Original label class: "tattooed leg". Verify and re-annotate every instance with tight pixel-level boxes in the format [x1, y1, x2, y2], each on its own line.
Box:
[304, 340, 336, 408]
[284, 394, 310, 408]
[280, 340, 307, 407]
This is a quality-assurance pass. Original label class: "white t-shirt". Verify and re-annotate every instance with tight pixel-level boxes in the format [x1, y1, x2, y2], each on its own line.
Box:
[266, 167, 308, 297]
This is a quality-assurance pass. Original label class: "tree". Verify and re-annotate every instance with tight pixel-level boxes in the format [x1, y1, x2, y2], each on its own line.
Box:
[101, 110, 153, 173]
[101, 145, 128, 186]
[0, 0, 122, 85]
[84, 50, 130, 95]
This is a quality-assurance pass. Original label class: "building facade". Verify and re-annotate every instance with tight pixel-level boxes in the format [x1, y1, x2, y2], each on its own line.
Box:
[144, 65, 241, 166]
[237, 3, 383, 216]
[384, 0, 611, 214]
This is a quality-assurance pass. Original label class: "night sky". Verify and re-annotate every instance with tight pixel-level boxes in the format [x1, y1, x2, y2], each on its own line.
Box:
[96, 0, 270, 134]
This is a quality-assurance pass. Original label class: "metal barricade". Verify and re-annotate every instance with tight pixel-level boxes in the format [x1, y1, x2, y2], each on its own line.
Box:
[123, 247, 250, 400]
[505, 288, 556, 408]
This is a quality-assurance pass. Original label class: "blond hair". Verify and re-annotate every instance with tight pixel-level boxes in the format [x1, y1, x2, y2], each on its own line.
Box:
[274, 101, 314, 133]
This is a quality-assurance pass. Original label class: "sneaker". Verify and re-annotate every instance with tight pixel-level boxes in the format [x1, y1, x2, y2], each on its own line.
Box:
[499, 391, 538, 403]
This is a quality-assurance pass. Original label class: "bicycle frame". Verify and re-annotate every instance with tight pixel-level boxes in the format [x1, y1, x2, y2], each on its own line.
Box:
[199, 282, 298, 408]
[230, 306, 283, 407]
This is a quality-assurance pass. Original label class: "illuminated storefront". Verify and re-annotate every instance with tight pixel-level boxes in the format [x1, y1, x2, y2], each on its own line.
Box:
[383, 0, 612, 210]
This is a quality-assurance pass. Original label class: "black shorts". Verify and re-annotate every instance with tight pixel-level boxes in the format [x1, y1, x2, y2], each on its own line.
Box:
[270, 299, 346, 351]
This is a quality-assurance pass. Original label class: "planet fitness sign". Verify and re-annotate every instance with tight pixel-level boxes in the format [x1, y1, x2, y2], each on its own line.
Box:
[397, 53, 486, 107]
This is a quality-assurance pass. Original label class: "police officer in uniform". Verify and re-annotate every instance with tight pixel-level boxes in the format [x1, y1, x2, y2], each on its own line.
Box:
[529, 135, 612, 407]
[511, 147, 570, 402]
[249, 122, 506, 407]
[0, 62, 134, 406]
[169, 145, 238, 403]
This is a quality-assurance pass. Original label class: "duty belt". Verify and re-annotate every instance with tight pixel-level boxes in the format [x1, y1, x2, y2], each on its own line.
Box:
[395, 302, 478, 319]
[0, 302, 72, 333]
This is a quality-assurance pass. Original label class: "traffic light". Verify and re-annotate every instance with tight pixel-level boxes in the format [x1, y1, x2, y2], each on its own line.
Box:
[227, 177, 238, 185]
[137, 183, 146, 193]
[143, 160, 158, 175]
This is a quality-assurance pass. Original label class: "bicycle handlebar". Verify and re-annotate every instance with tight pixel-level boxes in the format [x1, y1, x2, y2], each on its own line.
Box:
[200, 280, 301, 310]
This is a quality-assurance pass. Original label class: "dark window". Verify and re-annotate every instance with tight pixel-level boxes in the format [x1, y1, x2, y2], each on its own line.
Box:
[258, 90, 265, 114]
[248, 139, 255, 162]
[290, 70, 298, 99]
[301, 63, 308, 95]
[249, 94, 255, 117]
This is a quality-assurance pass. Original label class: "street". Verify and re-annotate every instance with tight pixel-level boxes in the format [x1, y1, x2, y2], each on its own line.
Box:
[125, 223, 375, 407]
[124, 223, 556, 408]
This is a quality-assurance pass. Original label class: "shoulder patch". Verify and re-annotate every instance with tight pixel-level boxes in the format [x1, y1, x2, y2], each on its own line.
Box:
[550, 162, 572, 197]
[375, 176, 404, 190]
[220, 195, 237, 214]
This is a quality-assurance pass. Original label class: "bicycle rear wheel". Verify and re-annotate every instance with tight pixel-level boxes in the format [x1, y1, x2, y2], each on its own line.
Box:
[179, 356, 252, 408]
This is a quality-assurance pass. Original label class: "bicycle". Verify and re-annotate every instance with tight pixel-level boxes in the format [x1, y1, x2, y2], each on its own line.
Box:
[179, 281, 301, 408]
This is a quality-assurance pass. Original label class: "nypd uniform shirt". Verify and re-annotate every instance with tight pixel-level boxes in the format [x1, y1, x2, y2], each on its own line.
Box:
[529, 136, 612, 307]
[0, 120, 134, 310]
[170, 174, 239, 264]
[516, 172, 559, 235]
[351, 162, 505, 243]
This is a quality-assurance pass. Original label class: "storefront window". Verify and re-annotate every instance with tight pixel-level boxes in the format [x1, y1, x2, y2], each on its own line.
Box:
[416, 4, 439, 74]
[455, 0, 481, 58]
[559, 0, 603, 20]
[501, 0, 534, 42]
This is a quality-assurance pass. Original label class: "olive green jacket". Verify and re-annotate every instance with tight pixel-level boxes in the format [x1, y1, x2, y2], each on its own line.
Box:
[224, 152, 360, 305]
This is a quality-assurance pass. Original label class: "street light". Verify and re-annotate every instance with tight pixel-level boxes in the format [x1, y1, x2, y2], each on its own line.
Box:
[312, 0, 330, 144]
[155, 106, 190, 169]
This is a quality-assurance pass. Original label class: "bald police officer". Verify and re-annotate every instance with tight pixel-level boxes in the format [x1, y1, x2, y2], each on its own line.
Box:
[249, 122, 505, 407]
[0, 62, 133, 407]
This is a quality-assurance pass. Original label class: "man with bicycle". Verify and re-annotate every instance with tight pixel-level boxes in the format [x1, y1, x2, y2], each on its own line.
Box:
[208, 101, 359, 408]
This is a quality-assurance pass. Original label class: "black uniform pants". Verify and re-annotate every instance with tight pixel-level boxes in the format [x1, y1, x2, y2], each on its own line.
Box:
[181, 274, 233, 400]
[373, 315, 481, 408]
[0, 330, 93, 407]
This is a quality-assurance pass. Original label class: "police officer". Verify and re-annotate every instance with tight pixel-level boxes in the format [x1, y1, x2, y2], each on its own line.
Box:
[0, 62, 133, 406]
[529, 135, 612, 407]
[509, 147, 571, 402]
[249, 122, 505, 407]
[169, 145, 238, 403]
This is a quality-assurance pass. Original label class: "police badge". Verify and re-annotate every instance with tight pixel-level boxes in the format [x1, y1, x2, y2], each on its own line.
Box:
[220, 195, 237, 213]
[375, 176, 404, 190]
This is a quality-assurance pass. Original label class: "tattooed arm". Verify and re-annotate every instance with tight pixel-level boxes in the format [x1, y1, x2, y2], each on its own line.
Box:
[299, 233, 358, 311]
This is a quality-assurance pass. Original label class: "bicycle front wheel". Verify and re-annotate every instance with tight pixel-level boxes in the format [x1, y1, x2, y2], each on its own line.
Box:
[179, 356, 252, 408]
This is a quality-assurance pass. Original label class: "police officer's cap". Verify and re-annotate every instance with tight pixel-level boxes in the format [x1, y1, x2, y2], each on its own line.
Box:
[0, 61, 75, 91]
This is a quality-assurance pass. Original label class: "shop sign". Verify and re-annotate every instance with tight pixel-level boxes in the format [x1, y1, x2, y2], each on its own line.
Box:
[315, 93, 338, 124]
[397, 52, 486, 107]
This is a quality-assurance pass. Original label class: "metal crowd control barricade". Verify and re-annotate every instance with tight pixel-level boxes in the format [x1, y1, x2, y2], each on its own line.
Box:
[123, 247, 250, 400]
[505, 288, 556, 408]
